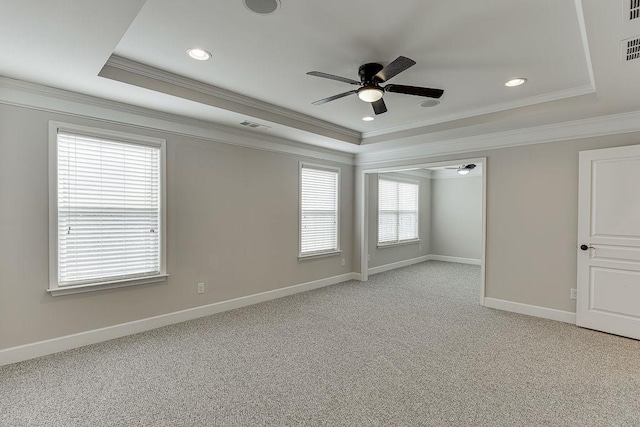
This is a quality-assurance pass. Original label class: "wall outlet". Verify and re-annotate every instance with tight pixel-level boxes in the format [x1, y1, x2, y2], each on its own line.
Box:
[197, 283, 205, 294]
[341, 258, 345, 266]
[570, 288, 577, 300]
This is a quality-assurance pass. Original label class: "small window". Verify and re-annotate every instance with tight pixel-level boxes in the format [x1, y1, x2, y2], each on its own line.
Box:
[299, 163, 340, 257]
[48, 123, 167, 295]
[378, 177, 419, 245]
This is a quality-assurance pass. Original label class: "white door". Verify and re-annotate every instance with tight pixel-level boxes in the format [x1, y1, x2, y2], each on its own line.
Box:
[577, 144, 640, 340]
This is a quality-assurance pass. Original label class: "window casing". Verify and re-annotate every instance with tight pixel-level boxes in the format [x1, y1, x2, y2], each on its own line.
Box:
[48, 122, 167, 295]
[299, 163, 340, 258]
[378, 177, 420, 246]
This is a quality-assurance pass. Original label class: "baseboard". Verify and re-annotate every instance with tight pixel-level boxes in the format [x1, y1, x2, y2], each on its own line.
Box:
[429, 254, 482, 265]
[367, 255, 430, 275]
[0, 272, 359, 367]
[483, 297, 576, 324]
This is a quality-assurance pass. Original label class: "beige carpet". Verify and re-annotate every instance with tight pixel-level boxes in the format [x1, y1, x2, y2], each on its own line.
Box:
[2, 261, 640, 426]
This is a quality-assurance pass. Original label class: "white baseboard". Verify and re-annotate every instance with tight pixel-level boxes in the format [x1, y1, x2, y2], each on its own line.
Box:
[429, 254, 482, 265]
[367, 255, 430, 275]
[483, 297, 576, 324]
[0, 272, 359, 367]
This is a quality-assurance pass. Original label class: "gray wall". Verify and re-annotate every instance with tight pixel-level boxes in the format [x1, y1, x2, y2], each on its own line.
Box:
[0, 104, 354, 350]
[355, 132, 640, 313]
[367, 173, 430, 268]
[430, 175, 483, 260]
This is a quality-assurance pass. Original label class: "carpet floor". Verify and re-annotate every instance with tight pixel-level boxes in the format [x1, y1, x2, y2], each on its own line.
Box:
[2, 261, 640, 426]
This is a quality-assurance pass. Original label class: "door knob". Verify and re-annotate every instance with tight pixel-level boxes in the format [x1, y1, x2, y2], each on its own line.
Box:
[580, 244, 591, 251]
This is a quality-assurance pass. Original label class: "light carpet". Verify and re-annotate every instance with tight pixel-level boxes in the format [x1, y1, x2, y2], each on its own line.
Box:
[2, 261, 640, 426]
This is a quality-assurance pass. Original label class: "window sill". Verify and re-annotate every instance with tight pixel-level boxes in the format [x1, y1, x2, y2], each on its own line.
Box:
[377, 239, 421, 249]
[47, 274, 169, 296]
[298, 250, 342, 261]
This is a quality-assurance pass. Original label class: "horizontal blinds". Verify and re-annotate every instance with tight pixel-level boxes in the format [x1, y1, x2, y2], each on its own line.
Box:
[378, 178, 419, 244]
[301, 166, 338, 254]
[57, 132, 161, 286]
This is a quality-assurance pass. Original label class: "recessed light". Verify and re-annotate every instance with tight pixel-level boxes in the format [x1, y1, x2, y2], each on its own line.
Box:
[505, 78, 527, 87]
[419, 99, 440, 108]
[243, 0, 281, 15]
[362, 116, 374, 122]
[187, 48, 211, 61]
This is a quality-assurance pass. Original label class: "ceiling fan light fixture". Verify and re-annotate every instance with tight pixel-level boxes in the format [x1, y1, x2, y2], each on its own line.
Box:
[505, 77, 527, 87]
[357, 87, 384, 103]
[187, 48, 211, 61]
[362, 116, 374, 121]
[457, 164, 477, 175]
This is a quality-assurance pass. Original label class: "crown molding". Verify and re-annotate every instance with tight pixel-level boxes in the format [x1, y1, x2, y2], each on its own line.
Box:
[355, 109, 640, 165]
[0, 76, 354, 165]
[361, 84, 596, 141]
[102, 56, 361, 144]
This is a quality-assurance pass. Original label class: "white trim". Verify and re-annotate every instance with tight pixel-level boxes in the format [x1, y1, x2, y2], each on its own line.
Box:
[355, 110, 640, 165]
[48, 122, 168, 295]
[361, 84, 595, 140]
[377, 239, 421, 249]
[483, 297, 576, 324]
[358, 157, 487, 308]
[367, 255, 430, 275]
[0, 77, 354, 165]
[102, 56, 360, 143]
[429, 255, 482, 265]
[0, 272, 359, 367]
[47, 274, 169, 297]
[298, 162, 341, 258]
[574, 0, 596, 90]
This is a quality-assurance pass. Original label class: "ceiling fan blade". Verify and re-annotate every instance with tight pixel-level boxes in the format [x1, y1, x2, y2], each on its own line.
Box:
[385, 84, 444, 99]
[307, 71, 361, 86]
[372, 98, 387, 115]
[311, 90, 358, 105]
[374, 56, 416, 82]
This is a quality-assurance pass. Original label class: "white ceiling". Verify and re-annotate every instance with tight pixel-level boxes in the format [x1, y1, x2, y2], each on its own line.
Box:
[2, 0, 640, 154]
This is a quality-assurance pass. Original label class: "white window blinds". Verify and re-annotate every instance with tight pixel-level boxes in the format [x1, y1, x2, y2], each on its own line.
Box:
[56, 131, 161, 286]
[300, 164, 339, 255]
[378, 178, 419, 244]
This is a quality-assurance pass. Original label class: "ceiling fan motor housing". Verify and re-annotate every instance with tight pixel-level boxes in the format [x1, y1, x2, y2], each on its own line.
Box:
[359, 63, 384, 84]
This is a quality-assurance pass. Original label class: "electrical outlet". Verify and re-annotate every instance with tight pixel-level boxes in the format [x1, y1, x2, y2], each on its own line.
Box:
[197, 283, 205, 294]
[341, 258, 345, 266]
[570, 288, 577, 300]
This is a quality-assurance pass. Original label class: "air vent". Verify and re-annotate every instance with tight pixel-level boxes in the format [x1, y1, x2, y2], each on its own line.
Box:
[630, 0, 640, 20]
[622, 37, 640, 61]
[239, 120, 271, 130]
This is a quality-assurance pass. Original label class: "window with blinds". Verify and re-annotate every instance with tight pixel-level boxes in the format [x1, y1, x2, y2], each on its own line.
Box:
[300, 164, 340, 256]
[51, 128, 165, 290]
[378, 177, 419, 245]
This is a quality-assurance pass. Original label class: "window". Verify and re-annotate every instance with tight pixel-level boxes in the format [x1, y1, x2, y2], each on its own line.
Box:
[48, 123, 167, 295]
[378, 177, 419, 245]
[299, 163, 340, 257]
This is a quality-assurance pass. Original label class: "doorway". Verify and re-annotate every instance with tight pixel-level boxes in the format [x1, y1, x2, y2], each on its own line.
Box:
[357, 158, 487, 305]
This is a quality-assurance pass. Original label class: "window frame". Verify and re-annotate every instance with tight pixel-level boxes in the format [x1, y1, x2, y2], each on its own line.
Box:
[377, 175, 421, 248]
[298, 162, 341, 259]
[47, 121, 168, 296]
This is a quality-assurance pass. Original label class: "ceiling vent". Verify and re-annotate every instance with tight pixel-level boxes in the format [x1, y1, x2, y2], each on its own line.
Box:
[629, 0, 640, 21]
[239, 120, 271, 130]
[622, 37, 640, 61]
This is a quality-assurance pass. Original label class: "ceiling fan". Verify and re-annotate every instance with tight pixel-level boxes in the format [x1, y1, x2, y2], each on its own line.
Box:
[445, 164, 477, 175]
[307, 56, 444, 115]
